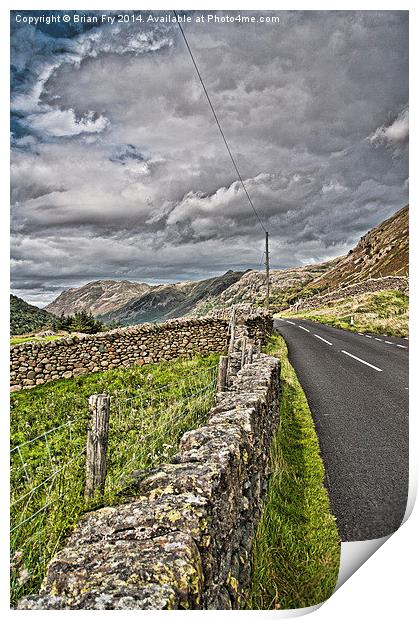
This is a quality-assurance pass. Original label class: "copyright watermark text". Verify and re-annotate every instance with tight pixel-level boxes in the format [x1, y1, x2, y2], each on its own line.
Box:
[13, 12, 281, 27]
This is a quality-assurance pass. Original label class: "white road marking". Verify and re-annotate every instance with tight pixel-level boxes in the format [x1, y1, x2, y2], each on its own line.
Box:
[357, 333, 364, 336]
[365, 335, 372, 339]
[314, 334, 333, 346]
[397, 344, 407, 349]
[374, 338, 383, 341]
[298, 326, 310, 332]
[404, 337, 409, 340]
[385, 341, 394, 345]
[341, 350, 383, 372]
[286, 320, 296, 325]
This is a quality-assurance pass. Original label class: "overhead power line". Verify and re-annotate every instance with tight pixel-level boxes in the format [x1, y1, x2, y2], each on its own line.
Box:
[172, 10, 267, 234]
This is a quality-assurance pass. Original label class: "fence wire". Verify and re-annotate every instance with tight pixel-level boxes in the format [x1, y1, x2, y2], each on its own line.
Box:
[10, 411, 88, 604]
[10, 361, 218, 605]
[105, 364, 218, 493]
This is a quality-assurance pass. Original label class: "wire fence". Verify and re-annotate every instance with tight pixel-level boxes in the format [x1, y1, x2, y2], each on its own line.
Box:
[105, 364, 218, 493]
[10, 363, 218, 605]
[10, 413, 87, 603]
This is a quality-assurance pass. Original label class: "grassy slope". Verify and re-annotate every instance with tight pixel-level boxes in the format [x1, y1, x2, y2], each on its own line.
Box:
[10, 354, 218, 605]
[249, 335, 340, 610]
[10, 294, 55, 335]
[280, 290, 408, 337]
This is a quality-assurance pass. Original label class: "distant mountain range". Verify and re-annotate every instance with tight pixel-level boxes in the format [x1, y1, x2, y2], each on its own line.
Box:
[11, 205, 408, 332]
[98, 269, 250, 324]
[45, 280, 150, 317]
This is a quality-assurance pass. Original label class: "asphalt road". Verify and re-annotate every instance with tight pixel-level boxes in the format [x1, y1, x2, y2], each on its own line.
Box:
[274, 317, 409, 541]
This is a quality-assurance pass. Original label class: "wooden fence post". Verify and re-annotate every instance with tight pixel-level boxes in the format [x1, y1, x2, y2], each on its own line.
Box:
[228, 307, 237, 355]
[217, 355, 229, 392]
[85, 394, 111, 500]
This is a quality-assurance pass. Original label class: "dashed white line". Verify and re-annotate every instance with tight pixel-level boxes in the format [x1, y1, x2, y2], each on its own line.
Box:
[365, 335, 372, 339]
[286, 320, 296, 325]
[314, 334, 333, 346]
[374, 338, 383, 341]
[298, 326, 310, 333]
[397, 344, 407, 349]
[385, 341, 394, 345]
[341, 350, 383, 372]
[357, 332, 364, 336]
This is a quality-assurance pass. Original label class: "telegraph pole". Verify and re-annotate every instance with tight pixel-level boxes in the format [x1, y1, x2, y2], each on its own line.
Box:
[265, 231, 270, 308]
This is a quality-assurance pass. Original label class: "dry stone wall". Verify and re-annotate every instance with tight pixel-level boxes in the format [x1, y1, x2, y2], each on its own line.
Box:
[10, 311, 273, 392]
[18, 351, 280, 610]
[10, 318, 229, 392]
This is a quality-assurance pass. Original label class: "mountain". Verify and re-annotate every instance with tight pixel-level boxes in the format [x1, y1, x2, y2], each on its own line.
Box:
[99, 270, 247, 325]
[45, 280, 151, 317]
[307, 205, 408, 293]
[10, 295, 55, 335]
[43, 205, 408, 326]
[190, 259, 341, 315]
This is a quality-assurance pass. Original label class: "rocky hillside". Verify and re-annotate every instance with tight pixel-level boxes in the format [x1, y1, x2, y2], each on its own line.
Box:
[99, 270, 246, 325]
[307, 205, 408, 293]
[46, 280, 151, 317]
[42, 205, 408, 326]
[190, 259, 341, 315]
[10, 295, 56, 335]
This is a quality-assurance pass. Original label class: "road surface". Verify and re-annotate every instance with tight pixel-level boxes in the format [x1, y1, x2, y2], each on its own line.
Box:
[274, 317, 409, 541]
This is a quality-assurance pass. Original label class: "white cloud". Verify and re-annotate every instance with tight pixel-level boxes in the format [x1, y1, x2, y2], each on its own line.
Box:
[11, 19, 172, 138]
[24, 109, 109, 137]
[322, 181, 347, 194]
[10, 11, 409, 302]
[368, 107, 409, 146]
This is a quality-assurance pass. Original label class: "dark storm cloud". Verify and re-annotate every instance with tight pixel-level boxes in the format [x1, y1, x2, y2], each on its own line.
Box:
[10, 10, 408, 306]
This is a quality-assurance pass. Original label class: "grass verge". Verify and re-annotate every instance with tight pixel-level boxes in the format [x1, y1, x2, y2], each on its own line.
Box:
[280, 290, 408, 337]
[248, 335, 340, 609]
[10, 353, 218, 605]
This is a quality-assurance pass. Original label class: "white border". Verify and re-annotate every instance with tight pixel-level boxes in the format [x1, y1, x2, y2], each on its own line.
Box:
[1, 2, 417, 617]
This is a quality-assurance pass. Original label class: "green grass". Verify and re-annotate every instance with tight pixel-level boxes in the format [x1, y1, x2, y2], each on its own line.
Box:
[10, 335, 63, 345]
[280, 290, 408, 337]
[10, 353, 218, 606]
[248, 335, 340, 610]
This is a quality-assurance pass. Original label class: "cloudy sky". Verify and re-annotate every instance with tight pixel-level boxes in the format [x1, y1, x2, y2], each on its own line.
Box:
[10, 10, 408, 306]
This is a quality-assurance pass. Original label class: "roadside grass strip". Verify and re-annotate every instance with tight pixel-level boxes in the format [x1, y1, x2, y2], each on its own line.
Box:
[249, 335, 340, 609]
[278, 290, 408, 339]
